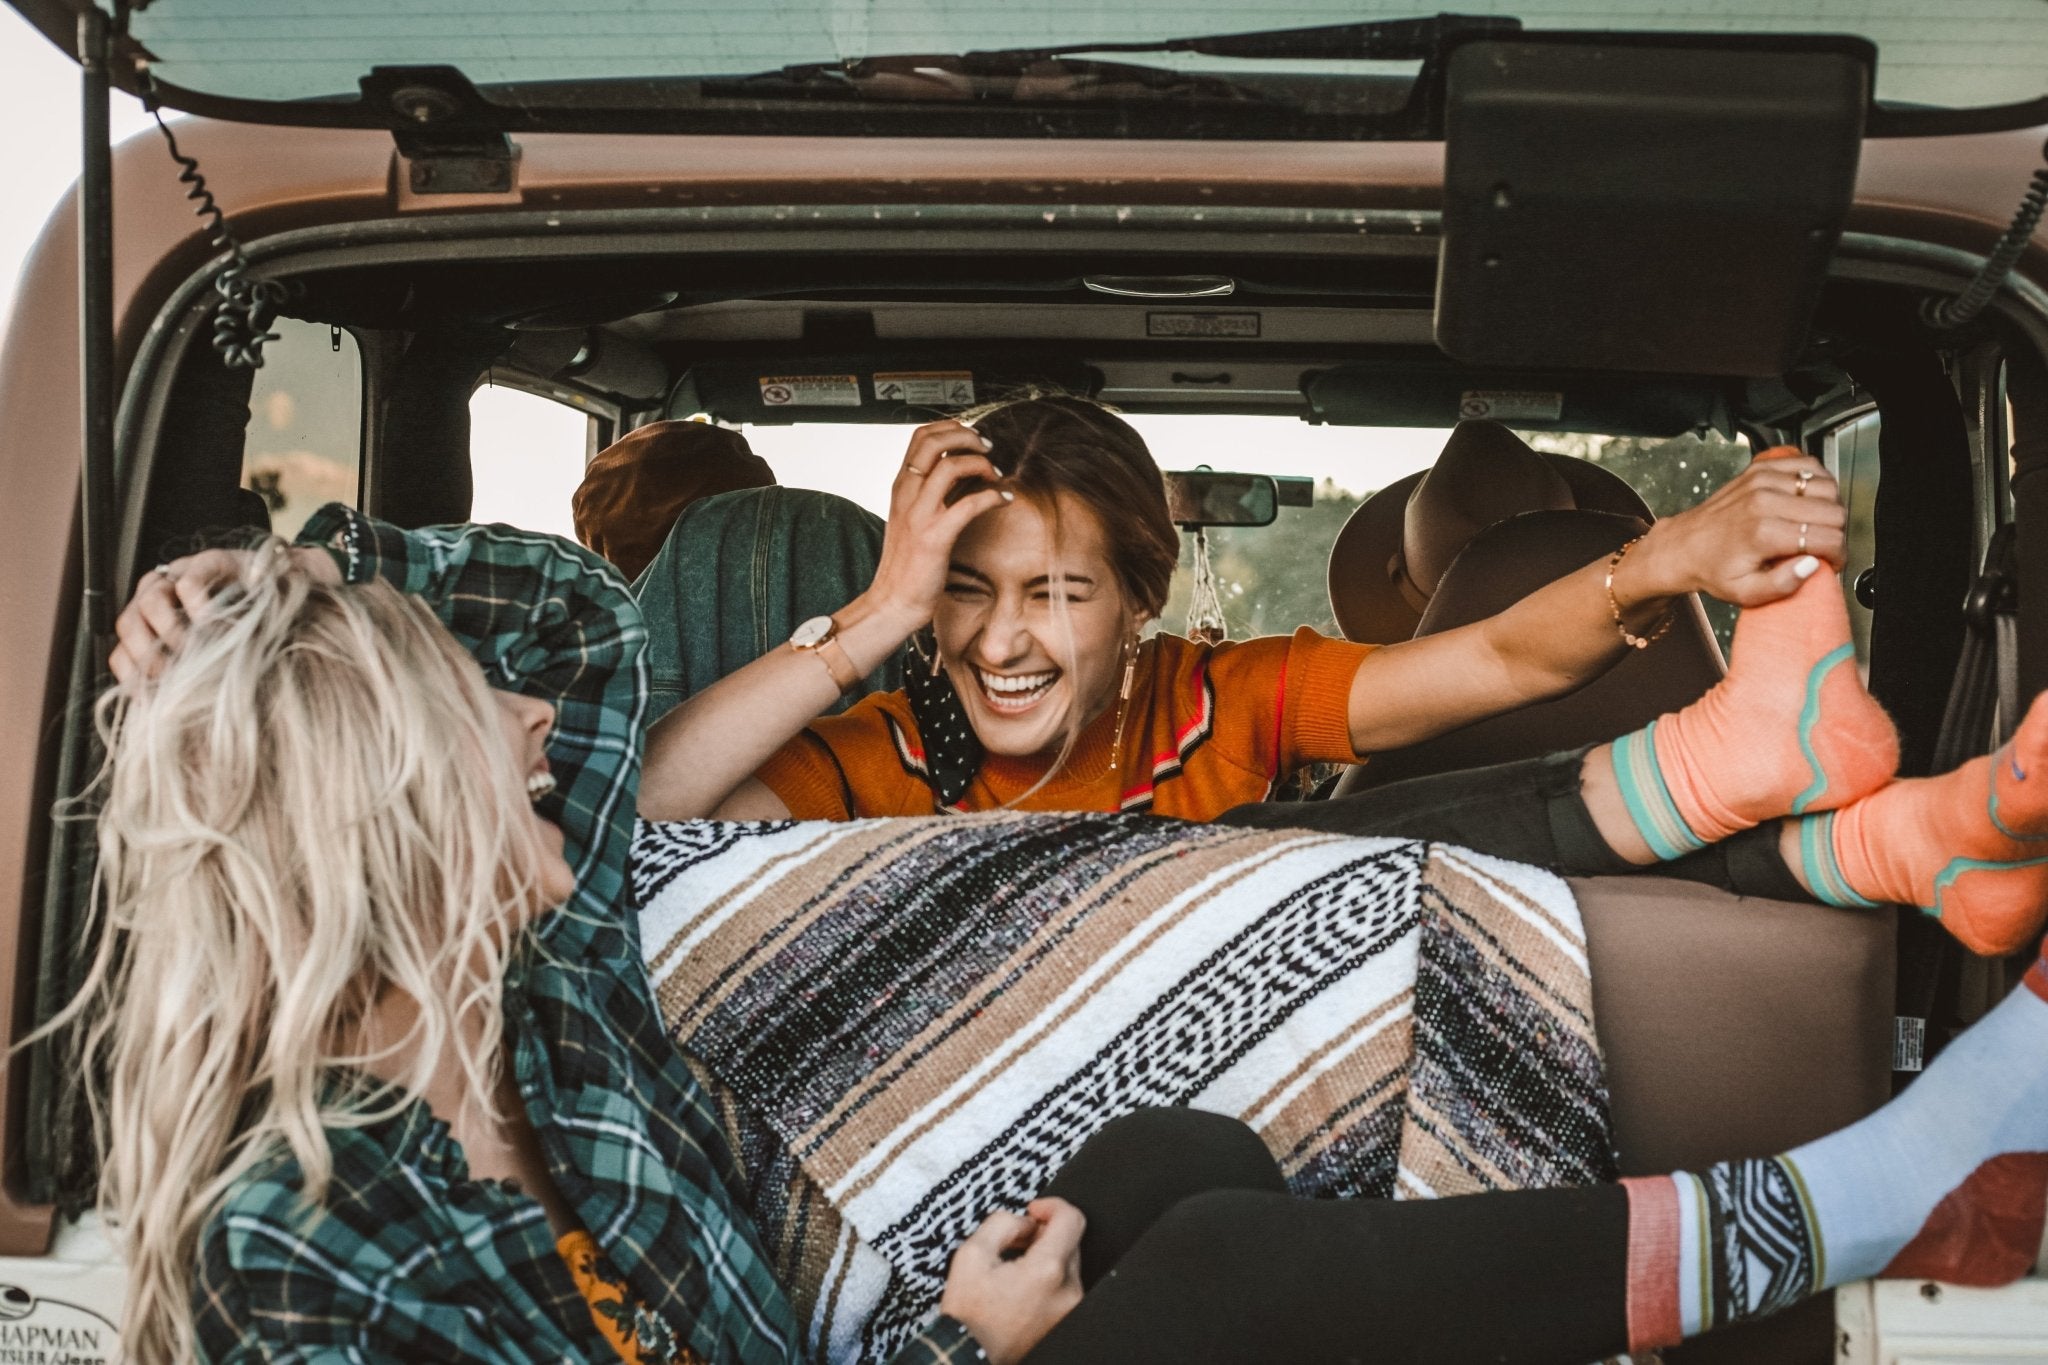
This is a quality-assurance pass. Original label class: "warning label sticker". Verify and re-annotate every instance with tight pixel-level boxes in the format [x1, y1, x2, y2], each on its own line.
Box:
[1147, 312, 1261, 339]
[758, 375, 861, 407]
[1458, 389, 1564, 422]
[872, 371, 977, 406]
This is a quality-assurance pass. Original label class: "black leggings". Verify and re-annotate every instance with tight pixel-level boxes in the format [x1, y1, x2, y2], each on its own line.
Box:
[1216, 746, 1811, 903]
[1026, 1108, 1631, 1364]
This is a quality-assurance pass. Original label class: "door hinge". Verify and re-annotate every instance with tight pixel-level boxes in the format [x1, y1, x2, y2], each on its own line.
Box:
[361, 66, 522, 196]
[396, 129, 520, 195]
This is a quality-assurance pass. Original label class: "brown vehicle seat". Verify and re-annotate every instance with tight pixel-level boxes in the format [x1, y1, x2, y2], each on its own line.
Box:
[1332, 505, 1895, 1363]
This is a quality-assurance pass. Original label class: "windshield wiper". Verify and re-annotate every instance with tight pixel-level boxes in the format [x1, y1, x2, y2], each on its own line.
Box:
[705, 13, 1521, 106]
[967, 12, 1522, 63]
[706, 54, 1282, 105]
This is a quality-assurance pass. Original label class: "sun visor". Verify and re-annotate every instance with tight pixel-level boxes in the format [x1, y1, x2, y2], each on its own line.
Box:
[672, 355, 1101, 424]
[1304, 359, 1729, 437]
[1433, 35, 1869, 378]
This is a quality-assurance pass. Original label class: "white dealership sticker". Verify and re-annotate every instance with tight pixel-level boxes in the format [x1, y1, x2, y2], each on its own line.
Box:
[0, 1284, 119, 1364]
[872, 371, 977, 406]
[758, 375, 861, 407]
[1458, 389, 1564, 422]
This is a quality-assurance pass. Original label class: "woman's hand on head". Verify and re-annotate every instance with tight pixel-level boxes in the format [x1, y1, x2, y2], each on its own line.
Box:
[109, 545, 342, 686]
[1623, 450, 1846, 610]
[862, 420, 1011, 632]
[937, 1197, 1085, 1365]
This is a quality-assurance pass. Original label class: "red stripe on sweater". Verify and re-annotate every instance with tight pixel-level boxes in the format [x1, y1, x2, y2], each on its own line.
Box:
[1269, 651, 1290, 779]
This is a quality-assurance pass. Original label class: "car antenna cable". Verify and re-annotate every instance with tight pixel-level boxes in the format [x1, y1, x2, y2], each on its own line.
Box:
[132, 60, 286, 369]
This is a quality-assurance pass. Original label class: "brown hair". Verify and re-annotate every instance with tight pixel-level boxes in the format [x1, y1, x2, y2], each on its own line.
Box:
[958, 394, 1178, 617]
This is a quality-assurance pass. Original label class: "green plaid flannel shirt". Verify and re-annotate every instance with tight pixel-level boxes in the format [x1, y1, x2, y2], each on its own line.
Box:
[193, 507, 978, 1365]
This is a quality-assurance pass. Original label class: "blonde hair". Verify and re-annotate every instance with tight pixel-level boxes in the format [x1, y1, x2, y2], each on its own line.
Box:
[45, 547, 548, 1362]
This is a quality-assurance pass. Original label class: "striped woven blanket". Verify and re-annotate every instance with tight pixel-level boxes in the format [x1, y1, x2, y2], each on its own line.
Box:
[635, 813, 1618, 1362]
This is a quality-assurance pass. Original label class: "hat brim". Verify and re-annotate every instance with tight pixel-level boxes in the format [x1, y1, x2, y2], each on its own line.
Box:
[1327, 452, 1652, 645]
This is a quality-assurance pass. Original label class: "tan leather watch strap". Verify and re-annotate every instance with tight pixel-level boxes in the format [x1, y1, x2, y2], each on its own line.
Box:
[812, 634, 862, 695]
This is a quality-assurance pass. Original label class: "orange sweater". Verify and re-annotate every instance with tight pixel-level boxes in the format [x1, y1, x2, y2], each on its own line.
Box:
[757, 627, 1373, 821]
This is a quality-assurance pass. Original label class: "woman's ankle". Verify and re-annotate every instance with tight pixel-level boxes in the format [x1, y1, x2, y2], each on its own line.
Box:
[1580, 742, 1662, 866]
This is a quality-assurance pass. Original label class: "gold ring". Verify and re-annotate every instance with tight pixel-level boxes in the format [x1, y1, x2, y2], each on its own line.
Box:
[1794, 470, 1813, 496]
[906, 462, 933, 477]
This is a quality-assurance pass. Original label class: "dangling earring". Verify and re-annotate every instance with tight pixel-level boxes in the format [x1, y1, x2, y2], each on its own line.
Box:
[1110, 633, 1140, 773]
[929, 640, 945, 677]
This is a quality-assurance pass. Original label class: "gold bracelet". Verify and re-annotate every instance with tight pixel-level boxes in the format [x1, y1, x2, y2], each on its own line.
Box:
[1605, 536, 1674, 651]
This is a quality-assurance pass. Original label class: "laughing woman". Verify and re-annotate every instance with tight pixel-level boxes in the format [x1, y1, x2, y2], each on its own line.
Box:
[641, 395, 2047, 959]
[82, 526, 957, 1365]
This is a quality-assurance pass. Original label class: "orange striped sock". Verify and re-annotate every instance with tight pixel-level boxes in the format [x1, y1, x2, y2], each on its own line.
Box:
[1609, 567, 1897, 860]
[1796, 688, 2048, 956]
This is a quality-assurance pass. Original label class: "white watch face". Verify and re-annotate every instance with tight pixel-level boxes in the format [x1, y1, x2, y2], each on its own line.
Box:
[790, 615, 835, 649]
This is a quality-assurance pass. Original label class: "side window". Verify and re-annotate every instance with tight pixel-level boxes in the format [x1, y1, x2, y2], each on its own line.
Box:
[1518, 430, 1754, 653]
[1826, 411, 1882, 667]
[468, 382, 598, 541]
[243, 318, 362, 540]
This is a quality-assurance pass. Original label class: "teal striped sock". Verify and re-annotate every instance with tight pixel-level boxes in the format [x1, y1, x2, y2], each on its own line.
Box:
[1794, 811, 1881, 909]
[1610, 722, 1709, 862]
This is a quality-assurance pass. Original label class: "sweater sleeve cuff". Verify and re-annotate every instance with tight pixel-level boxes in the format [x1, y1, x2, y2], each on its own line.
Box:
[755, 731, 855, 821]
[1285, 626, 1373, 765]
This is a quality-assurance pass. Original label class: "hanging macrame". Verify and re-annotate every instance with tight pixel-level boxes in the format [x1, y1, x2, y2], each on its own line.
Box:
[1184, 527, 1228, 645]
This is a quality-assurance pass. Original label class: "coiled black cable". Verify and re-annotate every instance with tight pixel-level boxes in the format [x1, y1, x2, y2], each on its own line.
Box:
[143, 92, 285, 369]
[1923, 139, 2048, 331]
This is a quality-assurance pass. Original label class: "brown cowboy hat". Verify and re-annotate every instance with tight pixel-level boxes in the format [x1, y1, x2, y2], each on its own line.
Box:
[572, 419, 776, 581]
[1327, 421, 1652, 645]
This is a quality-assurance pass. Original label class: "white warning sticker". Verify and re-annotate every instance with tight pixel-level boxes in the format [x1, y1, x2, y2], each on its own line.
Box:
[758, 375, 861, 407]
[872, 371, 977, 406]
[1458, 389, 1564, 422]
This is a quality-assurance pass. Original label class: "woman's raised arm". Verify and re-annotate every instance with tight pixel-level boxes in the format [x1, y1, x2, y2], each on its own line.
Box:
[1340, 449, 1846, 755]
[637, 420, 1009, 821]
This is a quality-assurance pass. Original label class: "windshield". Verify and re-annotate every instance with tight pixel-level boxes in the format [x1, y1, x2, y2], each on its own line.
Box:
[127, 1, 2046, 119]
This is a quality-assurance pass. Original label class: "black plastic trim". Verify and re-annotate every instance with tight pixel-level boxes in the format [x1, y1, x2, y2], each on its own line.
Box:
[77, 32, 2047, 140]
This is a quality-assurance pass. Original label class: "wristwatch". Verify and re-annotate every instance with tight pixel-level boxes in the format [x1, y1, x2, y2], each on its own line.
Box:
[789, 614, 862, 695]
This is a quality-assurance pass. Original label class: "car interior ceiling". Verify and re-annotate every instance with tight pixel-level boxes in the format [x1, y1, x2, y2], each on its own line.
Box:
[135, 257, 2002, 751]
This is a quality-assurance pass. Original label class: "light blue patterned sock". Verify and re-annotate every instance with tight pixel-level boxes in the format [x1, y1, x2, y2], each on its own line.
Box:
[1645, 981, 2048, 1341]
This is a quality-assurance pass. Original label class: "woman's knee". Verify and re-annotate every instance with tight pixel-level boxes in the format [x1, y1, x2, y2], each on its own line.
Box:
[1062, 1107, 1284, 1192]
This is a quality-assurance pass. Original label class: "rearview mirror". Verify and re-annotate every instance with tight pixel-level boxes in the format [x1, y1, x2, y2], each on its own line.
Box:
[1164, 470, 1280, 527]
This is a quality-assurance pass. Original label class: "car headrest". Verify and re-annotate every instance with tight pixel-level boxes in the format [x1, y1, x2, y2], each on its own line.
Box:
[1331, 509, 1725, 794]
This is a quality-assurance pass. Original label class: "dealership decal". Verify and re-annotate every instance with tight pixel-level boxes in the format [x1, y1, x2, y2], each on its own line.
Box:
[0, 1286, 116, 1365]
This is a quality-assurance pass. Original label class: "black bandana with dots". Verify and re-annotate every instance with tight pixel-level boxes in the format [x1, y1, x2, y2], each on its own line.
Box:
[903, 637, 983, 808]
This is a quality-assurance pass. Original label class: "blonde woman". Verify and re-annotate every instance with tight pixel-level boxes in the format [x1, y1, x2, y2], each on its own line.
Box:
[89, 515, 1033, 1364]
